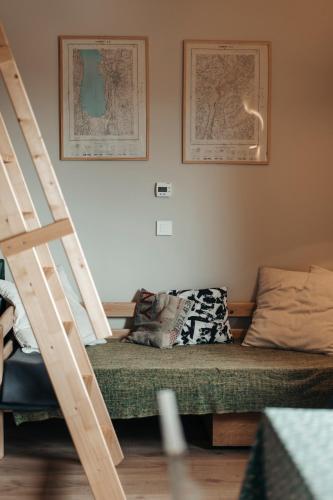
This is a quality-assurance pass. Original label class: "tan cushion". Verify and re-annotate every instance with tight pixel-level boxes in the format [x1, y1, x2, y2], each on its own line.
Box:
[242, 266, 333, 355]
[310, 265, 333, 276]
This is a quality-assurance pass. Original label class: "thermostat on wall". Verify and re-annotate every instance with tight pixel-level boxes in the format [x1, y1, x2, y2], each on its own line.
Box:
[155, 182, 172, 197]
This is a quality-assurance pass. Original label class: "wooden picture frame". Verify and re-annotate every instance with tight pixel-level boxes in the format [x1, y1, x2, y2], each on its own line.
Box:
[59, 36, 149, 161]
[183, 40, 271, 164]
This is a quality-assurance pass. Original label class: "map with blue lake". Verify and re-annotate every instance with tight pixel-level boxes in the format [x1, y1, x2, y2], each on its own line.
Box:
[80, 50, 106, 117]
[73, 47, 136, 138]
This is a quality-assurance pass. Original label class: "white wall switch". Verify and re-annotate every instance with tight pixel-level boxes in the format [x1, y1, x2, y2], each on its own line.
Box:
[156, 220, 173, 236]
[155, 182, 172, 197]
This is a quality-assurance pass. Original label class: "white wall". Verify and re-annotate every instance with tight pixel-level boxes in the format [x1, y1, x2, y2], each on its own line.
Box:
[1, 0, 333, 301]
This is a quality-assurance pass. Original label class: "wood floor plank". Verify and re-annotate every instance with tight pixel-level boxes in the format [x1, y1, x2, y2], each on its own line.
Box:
[0, 416, 249, 499]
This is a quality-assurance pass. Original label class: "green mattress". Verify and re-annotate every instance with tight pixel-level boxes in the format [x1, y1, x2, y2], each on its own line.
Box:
[14, 339, 333, 424]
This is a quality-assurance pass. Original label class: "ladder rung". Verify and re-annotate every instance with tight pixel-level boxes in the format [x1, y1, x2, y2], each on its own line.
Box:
[0, 218, 74, 257]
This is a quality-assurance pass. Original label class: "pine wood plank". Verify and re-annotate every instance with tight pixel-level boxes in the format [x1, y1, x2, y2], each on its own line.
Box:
[109, 329, 247, 342]
[102, 301, 255, 319]
[0, 154, 125, 499]
[0, 113, 123, 465]
[0, 325, 3, 386]
[212, 413, 260, 446]
[0, 24, 111, 342]
[0, 308, 3, 460]
[9, 250, 125, 499]
[231, 328, 247, 343]
[103, 302, 136, 318]
[0, 412, 3, 460]
[0, 306, 14, 339]
[228, 302, 256, 317]
[0, 219, 74, 257]
[112, 329, 131, 339]
[3, 340, 14, 361]
[103, 303, 253, 343]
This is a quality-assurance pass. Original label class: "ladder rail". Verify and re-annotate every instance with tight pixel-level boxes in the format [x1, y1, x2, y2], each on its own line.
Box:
[0, 155, 125, 499]
[0, 22, 126, 497]
[0, 113, 123, 465]
[0, 23, 110, 341]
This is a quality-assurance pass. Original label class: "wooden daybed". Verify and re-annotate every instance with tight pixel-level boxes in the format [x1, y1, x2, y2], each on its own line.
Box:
[2, 301, 333, 456]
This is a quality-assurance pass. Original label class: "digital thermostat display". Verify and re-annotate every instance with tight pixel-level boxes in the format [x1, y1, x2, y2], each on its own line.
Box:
[155, 182, 172, 197]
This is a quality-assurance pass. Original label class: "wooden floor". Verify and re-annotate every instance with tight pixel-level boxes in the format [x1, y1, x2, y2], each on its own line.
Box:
[0, 415, 249, 499]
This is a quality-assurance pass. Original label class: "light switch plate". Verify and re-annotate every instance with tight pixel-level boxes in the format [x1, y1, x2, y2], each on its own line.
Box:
[156, 220, 173, 236]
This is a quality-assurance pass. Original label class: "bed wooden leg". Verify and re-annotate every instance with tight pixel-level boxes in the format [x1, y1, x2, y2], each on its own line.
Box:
[212, 412, 260, 447]
[0, 411, 4, 459]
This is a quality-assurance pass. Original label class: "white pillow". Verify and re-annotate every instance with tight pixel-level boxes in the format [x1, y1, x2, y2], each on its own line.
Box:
[57, 266, 106, 349]
[0, 279, 36, 350]
[0, 268, 106, 353]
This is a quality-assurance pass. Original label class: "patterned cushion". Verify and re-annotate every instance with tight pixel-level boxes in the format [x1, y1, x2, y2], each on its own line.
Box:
[126, 289, 193, 348]
[169, 288, 232, 345]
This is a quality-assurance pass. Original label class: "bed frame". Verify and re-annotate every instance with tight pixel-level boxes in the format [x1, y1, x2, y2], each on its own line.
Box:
[0, 301, 258, 453]
[105, 300, 260, 447]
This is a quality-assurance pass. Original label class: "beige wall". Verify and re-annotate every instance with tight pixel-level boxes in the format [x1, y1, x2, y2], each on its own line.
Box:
[1, 0, 333, 301]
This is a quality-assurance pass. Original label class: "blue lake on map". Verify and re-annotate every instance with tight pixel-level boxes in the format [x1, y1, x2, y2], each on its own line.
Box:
[79, 49, 106, 117]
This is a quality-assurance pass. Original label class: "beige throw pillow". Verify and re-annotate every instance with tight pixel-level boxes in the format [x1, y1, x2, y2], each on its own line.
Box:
[310, 265, 333, 277]
[242, 266, 333, 355]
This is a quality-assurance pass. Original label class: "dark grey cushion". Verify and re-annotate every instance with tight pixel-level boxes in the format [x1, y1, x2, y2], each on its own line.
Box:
[0, 349, 58, 410]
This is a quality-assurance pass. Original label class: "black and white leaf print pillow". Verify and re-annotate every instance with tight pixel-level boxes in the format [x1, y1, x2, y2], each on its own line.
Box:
[169, 288, 232, 345]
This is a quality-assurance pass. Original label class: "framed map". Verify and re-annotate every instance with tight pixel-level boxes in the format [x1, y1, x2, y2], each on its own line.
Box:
[183, 40, 270, 164]
[59, 36, 148, 160]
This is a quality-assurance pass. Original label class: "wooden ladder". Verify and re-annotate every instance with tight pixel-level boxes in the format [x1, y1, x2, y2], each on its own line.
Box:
[0, 23, 126, 499]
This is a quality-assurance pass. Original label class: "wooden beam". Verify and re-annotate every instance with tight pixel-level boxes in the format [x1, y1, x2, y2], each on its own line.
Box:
[0, 412, 3, 460]
[0, 327, 4, 459]
[0, 219, 73, 257]
[0, 26, 111, 341]
[228, 302, 256, 317]
[110, 328, 248, 342]
[103, 302, 136, 318]
[0, 45, 10, 64]
[0, 306, 14, 339]
[9, 249, 125, 498]
[231, 328, 247, 343]
[212, 413, 260, 447]
[0, 154, 125, 498]
[102, 301, 255, 319]
[3, 339, 13, 361]
[0, 112, 123, 466]
[112, 329, 131, 339]
[0, 324, 3, 386]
